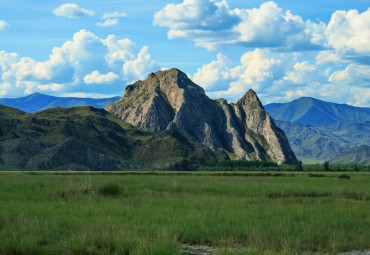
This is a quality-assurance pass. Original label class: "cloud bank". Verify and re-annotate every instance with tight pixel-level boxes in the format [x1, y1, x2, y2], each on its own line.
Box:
[0, 30, 158, 97]
[156, 0, 370, 106]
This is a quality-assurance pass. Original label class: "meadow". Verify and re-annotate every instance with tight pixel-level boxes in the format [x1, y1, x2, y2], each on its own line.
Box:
[0, 171, 369, 255]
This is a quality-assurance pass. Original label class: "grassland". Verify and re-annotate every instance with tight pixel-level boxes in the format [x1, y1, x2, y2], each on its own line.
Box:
[0, 171, 369, 255]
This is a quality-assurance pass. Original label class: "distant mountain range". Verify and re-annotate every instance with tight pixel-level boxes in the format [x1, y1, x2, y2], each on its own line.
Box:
[330, 145, 370, 165]
[0, 69, 298, 170]
[1, 85, 369, 165]
[265, 97, 370, 126]
[266, 98, 370, 164]
[0, 93, 120, 113]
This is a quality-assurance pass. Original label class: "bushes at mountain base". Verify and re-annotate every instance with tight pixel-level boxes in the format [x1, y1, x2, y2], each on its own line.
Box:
[198, 160, 370, 172]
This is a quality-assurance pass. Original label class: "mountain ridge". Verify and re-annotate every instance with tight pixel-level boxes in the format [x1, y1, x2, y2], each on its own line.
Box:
[265, 97, 370, 126]
[106, 68, 297, 164]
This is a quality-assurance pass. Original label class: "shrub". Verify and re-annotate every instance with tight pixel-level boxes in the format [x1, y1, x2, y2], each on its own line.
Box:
[338, 174, 350, 180]
[323, 161, 330, 172]
[295, 160, 303, 171]
[98, 184, 121, 197]
[308, 173, 326, 178]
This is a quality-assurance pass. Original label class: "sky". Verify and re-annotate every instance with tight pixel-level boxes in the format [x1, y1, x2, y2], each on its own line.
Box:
[0, 0, 369, 106]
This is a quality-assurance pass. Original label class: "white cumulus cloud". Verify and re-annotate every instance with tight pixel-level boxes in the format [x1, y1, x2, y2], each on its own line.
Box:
[193, 49, 370, 106]
[0, 20, 9, 31]
[84, 71, 119, 84]
[123, 46, 159, 82]
[97, 19, 119, 27]
[0, 30, 159, 98]
[193, 53, 234, 91]
[326, 8, 370, 56]
[102, 11, 127, 19]
[53, 3, 95, 18]
[154, 0, 325, 50]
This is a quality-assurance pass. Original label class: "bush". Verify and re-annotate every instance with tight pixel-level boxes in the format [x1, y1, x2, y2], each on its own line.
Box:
[98, 184, 121, 197]
[338, 174, 351, 180]
[295, 160, 303, 171]
[323, 161, 330, 171]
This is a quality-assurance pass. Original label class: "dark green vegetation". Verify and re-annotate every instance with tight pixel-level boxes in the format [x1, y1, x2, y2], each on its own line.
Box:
[0, 92, 119, 113]
[0, 105, 226, 171]
[265, 98, 370, 164]
[198, 160, 370, 172]
[0, 172, 369, 254]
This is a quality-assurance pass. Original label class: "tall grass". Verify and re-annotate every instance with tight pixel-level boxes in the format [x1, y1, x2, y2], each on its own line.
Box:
[0, 172, 369, 254]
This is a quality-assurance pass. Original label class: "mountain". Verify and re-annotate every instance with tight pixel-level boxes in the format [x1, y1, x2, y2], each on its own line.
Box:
[106, 68, 297, 164]
[265, 97, 370, 164]
[0, 93, 120, 113]
[0, 105, 227, 171]
[330, 145, 370, 165]
[316, 121, 370, 147]
[275, 120, 350, 162]
[265, 97, 370, 126]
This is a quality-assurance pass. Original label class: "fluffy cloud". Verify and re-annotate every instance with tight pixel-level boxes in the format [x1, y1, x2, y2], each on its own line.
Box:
[0, 30, 158, 97]
[329, 64, 370, 87]
[97, 19, 119, 27]
[193, 49, 370, 106]
[83, 71, 119, 84]
[326, 9, 370, 56]
[155, 0, 370, 58]
[0, 20, 9, 31]
[154, 0, 325, 50]
[193, 53, 233, 91]
[123, 46, 159, 83]
[102, 12, 127, 19]
[53, 3, 95, 18]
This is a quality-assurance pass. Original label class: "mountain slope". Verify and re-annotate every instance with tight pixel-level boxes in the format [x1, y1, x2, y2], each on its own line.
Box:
[275, 120, 350, 162]
[106, 68, 297, 164]
[330, 145, 370, 165]
[0, 105, 226, 170]
[317, 121, 370, 147]
[265, 97, 370, 126]
[0, 93, 120, 113]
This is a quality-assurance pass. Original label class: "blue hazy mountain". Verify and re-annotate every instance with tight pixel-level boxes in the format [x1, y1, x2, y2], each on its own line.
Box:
[330, 145, 370, 165]
[266, 97, 370, 164]
[265, 97, 370, 126]
[0, 93, 120, 113]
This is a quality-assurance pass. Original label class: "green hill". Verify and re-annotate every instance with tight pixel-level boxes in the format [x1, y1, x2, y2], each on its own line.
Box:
[0, 105, 227, 170]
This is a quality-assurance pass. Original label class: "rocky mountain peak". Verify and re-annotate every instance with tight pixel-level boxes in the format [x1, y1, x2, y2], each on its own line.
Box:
[237, 89, 264, 109]
[106, 69, 297, 164]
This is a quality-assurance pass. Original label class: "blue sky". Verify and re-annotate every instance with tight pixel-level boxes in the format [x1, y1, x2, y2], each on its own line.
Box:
[0, 0, 369, 106]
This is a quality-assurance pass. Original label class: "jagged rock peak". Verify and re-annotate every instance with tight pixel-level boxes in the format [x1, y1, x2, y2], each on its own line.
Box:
[237, 89, 264, 109]
[106, 69, 298, 164]
[124, 68, 205, 96]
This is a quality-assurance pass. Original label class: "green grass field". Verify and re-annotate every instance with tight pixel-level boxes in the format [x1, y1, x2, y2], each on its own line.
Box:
[0, 171, 369, 255]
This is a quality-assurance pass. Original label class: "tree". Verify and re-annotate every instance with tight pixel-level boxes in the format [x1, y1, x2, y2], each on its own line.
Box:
[323, 161, 330, 172]
[295, 160, 303, 171]
[354, 165, 359, 172]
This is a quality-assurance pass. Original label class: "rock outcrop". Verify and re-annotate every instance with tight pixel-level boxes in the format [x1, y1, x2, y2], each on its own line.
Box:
[106, 68, 297, 164]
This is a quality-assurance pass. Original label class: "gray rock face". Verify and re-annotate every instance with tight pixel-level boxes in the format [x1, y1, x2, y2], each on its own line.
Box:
[106, 68, 297, 164]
